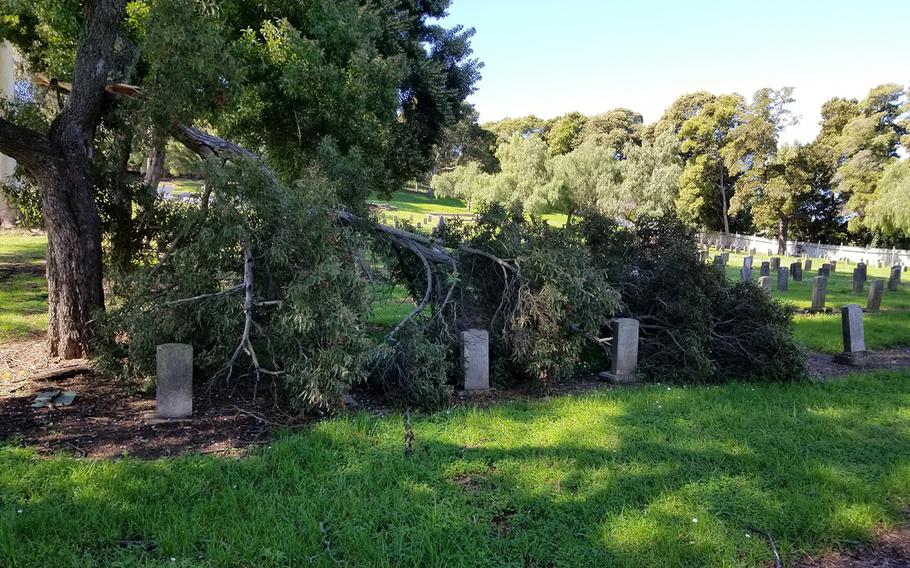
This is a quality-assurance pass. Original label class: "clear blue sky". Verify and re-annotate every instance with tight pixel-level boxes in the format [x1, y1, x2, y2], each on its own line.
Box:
[440, 0, 907, 143]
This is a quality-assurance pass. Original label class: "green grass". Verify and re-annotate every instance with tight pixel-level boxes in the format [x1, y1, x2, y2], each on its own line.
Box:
[711, 249, 910, 352]
[0, 231, 48, 341]
[160, 178, 204, 196]
[2, 372, 910, 567]
[370, 191, 569, 229]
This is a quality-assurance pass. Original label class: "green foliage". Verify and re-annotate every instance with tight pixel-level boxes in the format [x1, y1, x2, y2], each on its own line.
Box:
[369, 320, 453, 410]
[95, 162, 374, 413]
[547, 140, 621, 219]
[866, 158, 910, 235]
[439, 204, 622, 388]
[544, 111, 587, 156]
[576, 108, 643, 156]
[579, 215, 806, 383]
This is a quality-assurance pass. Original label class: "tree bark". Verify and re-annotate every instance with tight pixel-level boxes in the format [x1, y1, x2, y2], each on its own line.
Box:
[143, 135, 166, 190]
[0, 0, 125, 359]
[718, 161, 730, 245]
[777, 216, 788, 256]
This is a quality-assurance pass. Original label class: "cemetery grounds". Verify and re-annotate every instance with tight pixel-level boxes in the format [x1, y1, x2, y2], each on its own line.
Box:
[1, 201, 910, 567]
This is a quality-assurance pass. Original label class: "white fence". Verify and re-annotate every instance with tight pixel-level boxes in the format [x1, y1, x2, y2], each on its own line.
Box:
[698, 230, 910, 266]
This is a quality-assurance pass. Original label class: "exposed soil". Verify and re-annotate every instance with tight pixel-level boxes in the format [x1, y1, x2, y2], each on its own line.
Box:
[807, 346, 910, 379]
[0, 339, 310, 459]
[794, 525, 910, 567]
[3, 340, 910, 461]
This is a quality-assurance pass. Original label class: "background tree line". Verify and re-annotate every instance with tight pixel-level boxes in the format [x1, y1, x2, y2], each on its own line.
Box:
[432, 84, 910, 251]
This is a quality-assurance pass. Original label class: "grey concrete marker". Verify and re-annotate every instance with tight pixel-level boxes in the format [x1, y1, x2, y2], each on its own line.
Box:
[834, 304, 866, 365]
[852, 268, 864, 293]
[758, 276, 771, 292]
[740, 267, 752, 282]
[760, 261, 770, 277]
[790, 261, 802, 282]
[600, 318, 639, 384]
[743, 255, 753, 270]
[770, 257, 780, 271]
[462, 329, 490, 391]
[156, 343, 193, 419]
[804, 259, 812, 271]
[888, 266, 901, 291]
[776, 267, 789, 292]
[866, 279, 884, 311]
[811, 276, 828, 310]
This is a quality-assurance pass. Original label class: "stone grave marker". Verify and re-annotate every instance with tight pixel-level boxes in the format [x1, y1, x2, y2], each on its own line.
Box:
[743, 255, 753, 270]
[811, 276, 828, 310]
[758, 276, 771, 292]
[888, 266, 901, 291]
[852, 268, 864, 293]
[760, 261, 770, 277]
[599, 318, 639, 384]
[834, 304, 866, 365]
[740, 267, 752, 282]
[156, 343, 193, 419]
[804, 259, 812, 271]
[776, 267, 789, 291]
[770, 257, 780, 271]
[462, 329, 490, 391]
[790, 261, 802, 281]
[866, 279, 883, 311]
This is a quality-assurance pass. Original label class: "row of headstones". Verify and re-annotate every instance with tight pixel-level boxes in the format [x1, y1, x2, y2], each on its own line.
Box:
[156, 296, 879, 415]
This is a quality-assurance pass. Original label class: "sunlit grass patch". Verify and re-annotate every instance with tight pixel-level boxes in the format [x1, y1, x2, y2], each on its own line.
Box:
[2, 372, 910, 566]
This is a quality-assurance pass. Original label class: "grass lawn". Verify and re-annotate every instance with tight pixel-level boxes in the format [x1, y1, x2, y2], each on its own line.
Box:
[370, 191, 569, 228]
[160, 178, 205, 196]
[0, 231, 47, 342]
[711, 249, 910, 353]
[2, 372, 910, 567]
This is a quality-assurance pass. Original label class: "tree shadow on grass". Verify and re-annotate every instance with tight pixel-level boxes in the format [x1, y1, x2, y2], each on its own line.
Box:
[1, 373, 909, 567]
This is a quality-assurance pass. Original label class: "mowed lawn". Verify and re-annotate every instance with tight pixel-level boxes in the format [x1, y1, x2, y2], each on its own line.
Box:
[0, 231, 47, 341]
[711, 250, 910, 353]
[369, 190, 568, 228]
[2, 373, 910, 567]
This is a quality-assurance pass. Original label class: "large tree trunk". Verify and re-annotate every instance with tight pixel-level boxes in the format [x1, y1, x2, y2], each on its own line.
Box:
[37, 164, 104, 358]
[0, 0, 124, 359]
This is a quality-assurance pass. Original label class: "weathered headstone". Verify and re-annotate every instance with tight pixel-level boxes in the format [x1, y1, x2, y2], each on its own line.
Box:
[790, 261, 802, 282]
[830, 260, 837, 273]
[760, 261, 770, 277]
[462, 329, 490, 391]
[721, 251, 730, 263]
[818, 264, 830, 277]
[740, 267, 752, 282]
[599, 318, 639, 384]
[852, 267, 864, 293]
[834, 304, 866, 365]
[811, 276, 828, 310]
[743, 255, 753, 270]
[776, 267, 789, 291]
[713, 255, 725, 268]
[888, 266, 901, 291]
[840, 304, 865, 353]
[804, 258, 812, 271]
[857, 262, 867, 283]
[156, 343, 193, 419]
[866, 279, 884, 311]
[769, 257, 780, 271]
[758, 275, 771, 292]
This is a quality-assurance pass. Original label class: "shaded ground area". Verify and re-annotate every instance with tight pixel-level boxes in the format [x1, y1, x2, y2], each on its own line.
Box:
[807, 346, 910, 379]
[4, 337, 910, 460]
[795, 524, 910, 567]
[0, 340, 308, 459]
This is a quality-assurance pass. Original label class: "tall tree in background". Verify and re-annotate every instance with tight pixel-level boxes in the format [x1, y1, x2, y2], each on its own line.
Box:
[675, 93, 744, 236]
[832, 84, 906, 231]
[726, 87, 796, 253]
[545, 111, 587, 156]
[618, 131, 682, 220]
[547, 140, 620, 222]
[576, 108, 643, 157]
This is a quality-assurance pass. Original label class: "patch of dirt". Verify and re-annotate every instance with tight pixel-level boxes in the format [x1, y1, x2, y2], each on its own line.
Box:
[0, 339, 309, 459]
[491, 508, 515, 537]
[807, 347, 910, 380]
[795, 525, 910, 567]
